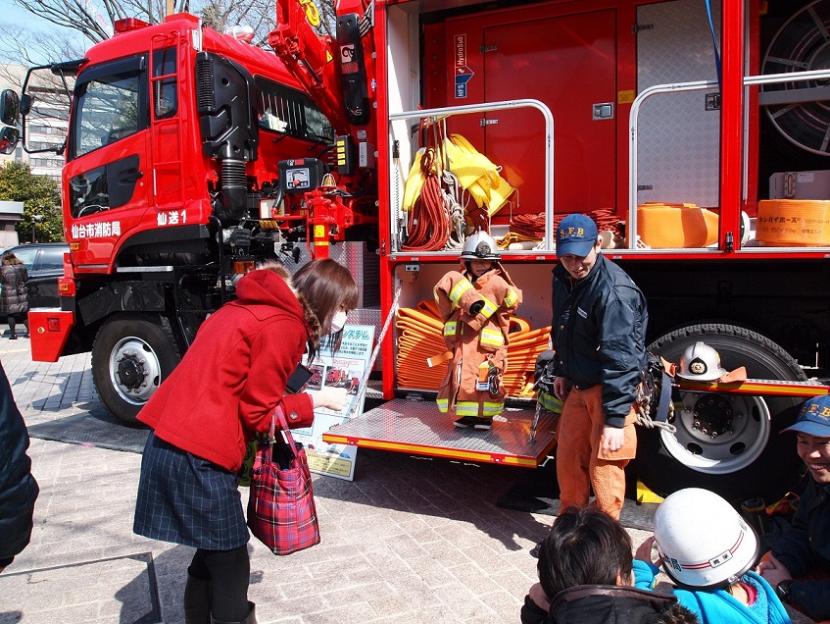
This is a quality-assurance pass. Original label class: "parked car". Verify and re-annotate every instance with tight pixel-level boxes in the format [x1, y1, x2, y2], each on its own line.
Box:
[2, 243, 69, 309]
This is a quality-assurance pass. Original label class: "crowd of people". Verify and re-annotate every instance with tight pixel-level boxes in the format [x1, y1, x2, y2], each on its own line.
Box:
[0, 229, 828, 624]
[521, 392, 829, 624]
[521, 214, 829, 624]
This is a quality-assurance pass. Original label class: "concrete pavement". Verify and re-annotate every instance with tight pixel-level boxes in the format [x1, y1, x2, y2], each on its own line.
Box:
[0, 331, 563, 624]
[0, 330, 816, 624]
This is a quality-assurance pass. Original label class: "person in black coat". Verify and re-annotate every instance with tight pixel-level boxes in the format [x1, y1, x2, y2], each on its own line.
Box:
[0, 361, 39, 572]
[521, 507, 697, 624]
[0, 253, 29, 340]
[551, 213, 648, 520]
[758, 394, 830, 621]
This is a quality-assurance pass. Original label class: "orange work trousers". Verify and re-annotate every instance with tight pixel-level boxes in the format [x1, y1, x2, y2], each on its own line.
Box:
[555, 385, 637, 520]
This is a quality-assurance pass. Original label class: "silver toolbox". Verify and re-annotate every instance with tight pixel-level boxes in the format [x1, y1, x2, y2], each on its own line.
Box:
[770, 170, 830, 200]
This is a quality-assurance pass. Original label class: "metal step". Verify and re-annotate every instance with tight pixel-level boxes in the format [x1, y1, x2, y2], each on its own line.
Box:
[323, 398, 557, 468]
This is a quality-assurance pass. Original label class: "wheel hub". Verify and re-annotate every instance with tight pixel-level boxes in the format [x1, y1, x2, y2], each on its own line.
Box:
[690, 395, 735, 438]
[661, 391, 771, 475]
[108, 336, 162, 405]
[116, 353, 146, 390]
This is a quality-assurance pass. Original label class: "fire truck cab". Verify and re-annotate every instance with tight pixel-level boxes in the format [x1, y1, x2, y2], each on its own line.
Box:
[0, 14, 369, 423]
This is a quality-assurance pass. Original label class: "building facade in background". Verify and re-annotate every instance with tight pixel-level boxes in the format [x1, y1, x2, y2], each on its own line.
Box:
[0, 200, 24, 248]
[0, 63, 68, 182]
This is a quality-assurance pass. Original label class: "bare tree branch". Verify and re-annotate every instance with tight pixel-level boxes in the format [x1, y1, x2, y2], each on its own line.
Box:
[2, 0, 338, 71]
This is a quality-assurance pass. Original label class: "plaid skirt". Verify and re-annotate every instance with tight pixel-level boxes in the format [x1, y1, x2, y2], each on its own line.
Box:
[133, 432, 249, 550]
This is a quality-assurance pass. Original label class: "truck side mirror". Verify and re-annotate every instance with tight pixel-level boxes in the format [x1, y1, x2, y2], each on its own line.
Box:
[0, 90, 20, 126]
[0, 126, 20, 154]
[20, 93, 32, 117]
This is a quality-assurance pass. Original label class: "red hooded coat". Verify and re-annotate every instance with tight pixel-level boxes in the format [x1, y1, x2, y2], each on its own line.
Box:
[138, 269, 314, 472]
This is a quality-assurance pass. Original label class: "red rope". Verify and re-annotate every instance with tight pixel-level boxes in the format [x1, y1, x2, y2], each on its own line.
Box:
[402, 134, 453, 251]
[509, 209, 623, 240]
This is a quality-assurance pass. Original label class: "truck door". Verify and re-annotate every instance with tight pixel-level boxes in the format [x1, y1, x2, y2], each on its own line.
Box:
[482, 9, 617, 216]
[65, 54, 151, 270]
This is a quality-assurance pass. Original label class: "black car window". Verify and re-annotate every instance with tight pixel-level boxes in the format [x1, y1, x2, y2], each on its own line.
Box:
[7, 247, 37, 268]
[35, 247, 66, 271]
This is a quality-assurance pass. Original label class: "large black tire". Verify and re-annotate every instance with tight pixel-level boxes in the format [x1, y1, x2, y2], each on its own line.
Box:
[91, 315, 181, 425]
[633, 323, 805, 502]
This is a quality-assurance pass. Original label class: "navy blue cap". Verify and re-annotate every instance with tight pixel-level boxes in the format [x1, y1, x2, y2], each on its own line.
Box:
[783, 395, 830, 436]
[556, 214, 599, 257]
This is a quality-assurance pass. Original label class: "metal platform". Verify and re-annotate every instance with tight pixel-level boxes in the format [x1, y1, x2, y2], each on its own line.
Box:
[322, 398, 557, 468]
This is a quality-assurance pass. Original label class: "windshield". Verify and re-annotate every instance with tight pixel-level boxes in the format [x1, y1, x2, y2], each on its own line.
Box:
[70, 56, 148, 158]
[72, 65, 143, 158]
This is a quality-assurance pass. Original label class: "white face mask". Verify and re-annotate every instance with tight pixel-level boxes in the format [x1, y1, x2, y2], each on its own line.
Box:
[330, 310, 348, 334]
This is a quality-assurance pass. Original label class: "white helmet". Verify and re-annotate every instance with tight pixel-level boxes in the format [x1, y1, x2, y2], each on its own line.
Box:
[677, 341, 726, 381]
[654, 488, 759, 588]
[460, 230, 500, 261]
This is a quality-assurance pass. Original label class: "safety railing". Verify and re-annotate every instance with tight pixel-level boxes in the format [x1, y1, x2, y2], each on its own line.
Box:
[628, 68, 830, 251]
[388, 99, 554, 254]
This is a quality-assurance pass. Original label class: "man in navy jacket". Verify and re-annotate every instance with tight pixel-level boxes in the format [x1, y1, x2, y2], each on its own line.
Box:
[552, 214, 648, 519]
[0, 362, 39, 572]
[759, 395, 830, 621]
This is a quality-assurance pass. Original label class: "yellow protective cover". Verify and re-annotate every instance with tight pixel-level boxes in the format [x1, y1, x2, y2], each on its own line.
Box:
[402, 148, 426, 212]
[637, 202, 719, 248]
[444, 134, 515, 216]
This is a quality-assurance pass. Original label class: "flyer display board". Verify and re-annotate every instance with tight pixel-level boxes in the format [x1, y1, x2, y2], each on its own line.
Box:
[291, 324, 375, 481]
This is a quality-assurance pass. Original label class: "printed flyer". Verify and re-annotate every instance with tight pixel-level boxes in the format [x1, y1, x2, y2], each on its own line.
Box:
[291, 324, 374, 481]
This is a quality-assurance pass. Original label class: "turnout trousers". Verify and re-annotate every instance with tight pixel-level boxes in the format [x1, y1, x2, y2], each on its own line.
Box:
[555, 385, 637, 519]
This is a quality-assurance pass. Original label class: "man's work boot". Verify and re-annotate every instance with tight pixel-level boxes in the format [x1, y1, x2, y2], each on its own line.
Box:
[183, 573, 211, 624]
[211, 601, 256, 624]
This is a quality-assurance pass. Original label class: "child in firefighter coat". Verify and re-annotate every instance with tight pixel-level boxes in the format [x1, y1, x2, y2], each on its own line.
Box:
[433, 231, 522, 429]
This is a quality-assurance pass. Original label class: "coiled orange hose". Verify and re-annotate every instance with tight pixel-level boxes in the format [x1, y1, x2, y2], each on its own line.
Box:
[395, 301, 551, 397]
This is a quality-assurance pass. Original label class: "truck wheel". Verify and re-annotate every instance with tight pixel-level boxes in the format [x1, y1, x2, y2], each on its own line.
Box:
[92, 315, 181, 425]
[634, 323, 805, 501]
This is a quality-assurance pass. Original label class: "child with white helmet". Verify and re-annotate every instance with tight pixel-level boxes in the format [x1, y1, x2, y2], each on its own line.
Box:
[636, 487, 791, 624]
[433, 230, 522, 430]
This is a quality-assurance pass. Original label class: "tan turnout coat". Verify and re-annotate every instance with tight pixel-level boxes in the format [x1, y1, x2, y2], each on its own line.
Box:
[433, 265, 522, 418]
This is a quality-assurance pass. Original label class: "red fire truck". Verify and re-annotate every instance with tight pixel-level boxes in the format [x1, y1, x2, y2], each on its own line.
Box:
[0, 12, 377, 424]
[272, 0, 830, 501]
[4, 0, 830, 501]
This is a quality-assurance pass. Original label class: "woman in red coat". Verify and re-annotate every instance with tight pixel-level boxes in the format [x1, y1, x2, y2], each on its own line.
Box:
[133, 259, 357, 624]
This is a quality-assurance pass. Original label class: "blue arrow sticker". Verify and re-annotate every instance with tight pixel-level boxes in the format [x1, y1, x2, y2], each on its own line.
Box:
[454, 34, 474, 99]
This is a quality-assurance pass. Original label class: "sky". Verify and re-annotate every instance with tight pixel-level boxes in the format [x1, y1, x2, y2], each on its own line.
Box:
[0, 1, 57, 33]
[0, 0, 92, 68]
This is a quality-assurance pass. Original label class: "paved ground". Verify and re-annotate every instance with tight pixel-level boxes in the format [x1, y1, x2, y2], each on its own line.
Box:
[0, 329, 816, 624]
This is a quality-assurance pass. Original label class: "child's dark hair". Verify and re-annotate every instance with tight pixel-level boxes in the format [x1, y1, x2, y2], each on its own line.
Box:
[538, 507, 634, 599]
[655, 604, 699, 624]
[464, 260, 495, 282]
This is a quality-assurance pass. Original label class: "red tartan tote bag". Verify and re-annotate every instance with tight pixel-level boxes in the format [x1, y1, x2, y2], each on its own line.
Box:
[247, 406, 321, 555]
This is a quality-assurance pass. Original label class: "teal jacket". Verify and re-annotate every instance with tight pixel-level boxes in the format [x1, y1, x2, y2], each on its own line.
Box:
[634, 560, 791, 624]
